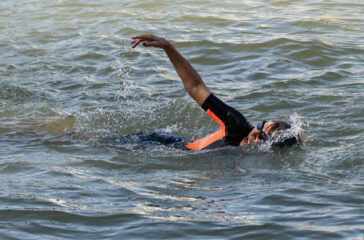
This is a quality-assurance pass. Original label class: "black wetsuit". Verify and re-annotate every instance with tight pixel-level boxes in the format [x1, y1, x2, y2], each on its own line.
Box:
[200, 93, 253, 146]
[118, 94, 253, 150]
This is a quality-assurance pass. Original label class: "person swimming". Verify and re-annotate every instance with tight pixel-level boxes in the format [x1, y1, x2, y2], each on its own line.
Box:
[130, 34, 299, 150]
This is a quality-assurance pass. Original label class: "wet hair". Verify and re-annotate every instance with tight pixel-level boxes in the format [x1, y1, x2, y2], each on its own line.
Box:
[268, 121, 299, 148]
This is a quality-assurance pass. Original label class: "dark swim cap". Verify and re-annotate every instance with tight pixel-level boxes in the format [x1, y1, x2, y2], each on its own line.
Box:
[269, 121, 300, 148]
[272, 135, 299, 147]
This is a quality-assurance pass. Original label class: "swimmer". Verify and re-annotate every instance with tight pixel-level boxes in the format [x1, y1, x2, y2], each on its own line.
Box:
[130, 34, 299, 150]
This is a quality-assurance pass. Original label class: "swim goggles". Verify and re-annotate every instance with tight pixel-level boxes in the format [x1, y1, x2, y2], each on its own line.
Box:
[257, 120, 267, 141]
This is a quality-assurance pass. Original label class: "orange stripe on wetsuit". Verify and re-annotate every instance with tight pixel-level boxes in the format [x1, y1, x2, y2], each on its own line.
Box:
[185, 109, 225, 150]
[185, 93, 254, 150]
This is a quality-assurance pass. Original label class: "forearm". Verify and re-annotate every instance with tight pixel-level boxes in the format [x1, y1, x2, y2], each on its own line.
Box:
[131, 34, 211, 106]
[163, 41, 210, 106]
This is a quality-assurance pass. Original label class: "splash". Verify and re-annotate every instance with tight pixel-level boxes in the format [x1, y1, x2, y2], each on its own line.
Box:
[275, 113, 306, 146]
[288, 112, 307, 141]
[70, 38, 191, 139]
[259, 113, 307, 151]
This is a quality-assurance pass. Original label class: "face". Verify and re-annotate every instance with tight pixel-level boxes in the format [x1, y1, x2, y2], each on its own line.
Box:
[240, 121, 276, 146]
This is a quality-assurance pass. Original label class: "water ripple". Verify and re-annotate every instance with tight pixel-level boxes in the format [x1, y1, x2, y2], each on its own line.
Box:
[1, 0, 363, 239]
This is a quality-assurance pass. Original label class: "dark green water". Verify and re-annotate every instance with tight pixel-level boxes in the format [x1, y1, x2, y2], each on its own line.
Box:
[1, 0, 363, 239]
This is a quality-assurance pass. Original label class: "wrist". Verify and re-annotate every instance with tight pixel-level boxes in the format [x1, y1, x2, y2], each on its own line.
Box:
[162, 38, 173, 50]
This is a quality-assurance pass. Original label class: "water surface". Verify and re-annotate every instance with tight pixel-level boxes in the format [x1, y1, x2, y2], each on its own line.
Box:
[0, 0, 363, 239]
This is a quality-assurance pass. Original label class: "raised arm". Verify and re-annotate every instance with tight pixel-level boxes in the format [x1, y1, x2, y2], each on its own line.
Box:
[131, 34, 211, 106]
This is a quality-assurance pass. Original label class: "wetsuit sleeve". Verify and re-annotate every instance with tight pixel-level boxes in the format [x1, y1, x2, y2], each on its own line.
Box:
[201, 93, 253, 145]
[201, 94, 233, 123]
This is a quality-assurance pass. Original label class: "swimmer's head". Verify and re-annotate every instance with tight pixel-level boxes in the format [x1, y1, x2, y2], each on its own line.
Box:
[240, 120, 299, 147]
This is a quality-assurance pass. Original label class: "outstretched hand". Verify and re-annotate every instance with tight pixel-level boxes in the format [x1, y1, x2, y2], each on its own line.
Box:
[131, 33, 210, 106]
[131, 34, 170, 49]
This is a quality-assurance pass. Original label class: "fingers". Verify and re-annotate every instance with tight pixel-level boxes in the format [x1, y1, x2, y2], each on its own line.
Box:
[131, 39, 154, 48]
[131, 34, 160, 48]
[132, 34, 156, 41]
[131, 35, 151, 48]
[131, 39, 142, 48]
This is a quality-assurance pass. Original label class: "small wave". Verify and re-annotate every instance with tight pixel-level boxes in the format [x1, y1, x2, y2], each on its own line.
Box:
[0, 82, 38, 102]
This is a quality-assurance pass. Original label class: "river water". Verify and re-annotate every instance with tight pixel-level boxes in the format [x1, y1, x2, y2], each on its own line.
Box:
[1, 0, 363, 239]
